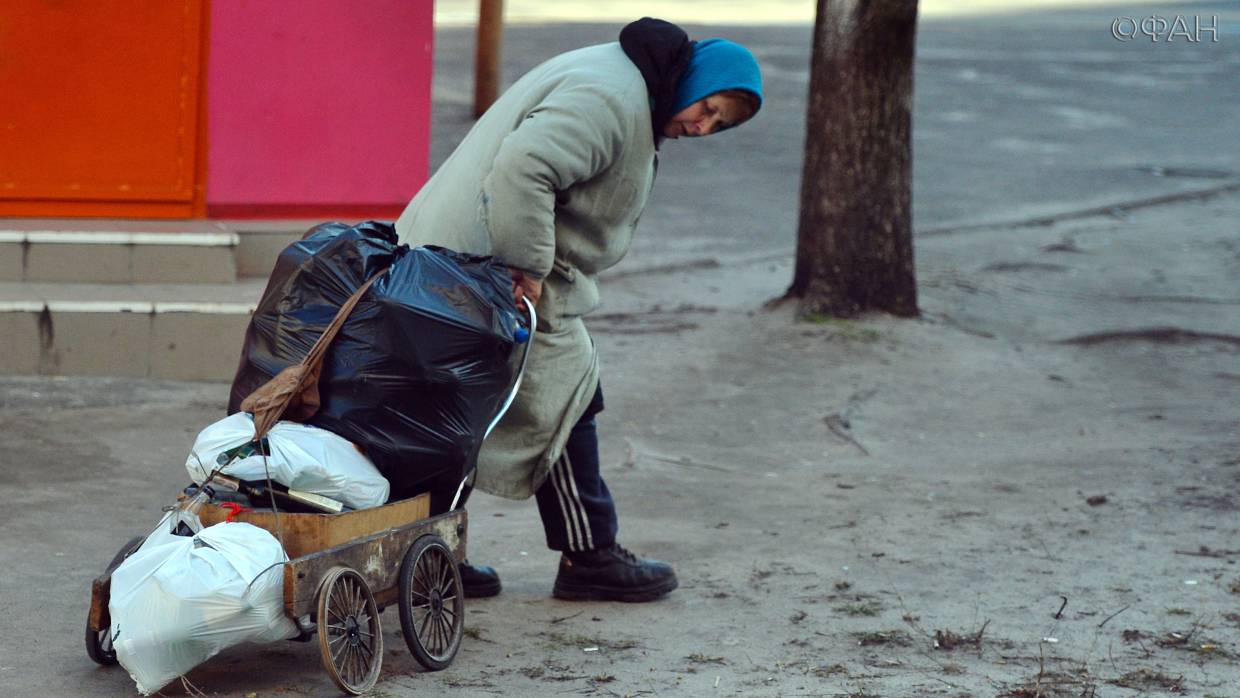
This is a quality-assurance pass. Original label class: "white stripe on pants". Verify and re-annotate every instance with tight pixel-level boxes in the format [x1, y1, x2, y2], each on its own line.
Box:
[551, 451, 594, 551]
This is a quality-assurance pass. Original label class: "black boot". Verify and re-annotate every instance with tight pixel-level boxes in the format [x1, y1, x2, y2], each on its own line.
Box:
[553, 544, 678, 602]
[459, 560, 502, 598]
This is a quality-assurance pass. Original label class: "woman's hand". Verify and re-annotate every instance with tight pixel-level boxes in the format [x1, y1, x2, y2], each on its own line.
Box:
[509, 268, 543, 307]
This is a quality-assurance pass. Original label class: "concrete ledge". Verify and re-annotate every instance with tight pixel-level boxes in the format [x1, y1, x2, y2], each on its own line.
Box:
[0, 242, 22, 279]
[43, 311, 151, 377]
[150, 312, 251, 380]
[0, 231, 239, 284]
[0, 302, 253, 381]
[132, 245, 236, 284]
[0, 312, 40, 375]
[0, 279, 267, 307]
[234, 229, 303, 278]
[0, 231, 238, 246]
[0, 219, 362, 282]
[0, 301, 256, 314]
[25, 242, 131, 283]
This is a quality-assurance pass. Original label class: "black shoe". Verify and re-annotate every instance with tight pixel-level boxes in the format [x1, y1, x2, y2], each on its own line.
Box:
[459, 560, 502, 598]
[553, 544, 678, 602]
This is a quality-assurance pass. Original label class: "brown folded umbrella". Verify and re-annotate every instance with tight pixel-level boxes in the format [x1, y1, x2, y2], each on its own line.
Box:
[240, 272, 384, 442]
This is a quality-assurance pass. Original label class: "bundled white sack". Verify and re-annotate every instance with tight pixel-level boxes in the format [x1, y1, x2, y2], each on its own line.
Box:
[186, 412, 389, 510]
[110, 516, 298, 695]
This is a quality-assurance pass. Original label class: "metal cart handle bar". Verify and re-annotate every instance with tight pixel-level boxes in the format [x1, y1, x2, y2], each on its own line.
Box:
[449, 295, 536, 511]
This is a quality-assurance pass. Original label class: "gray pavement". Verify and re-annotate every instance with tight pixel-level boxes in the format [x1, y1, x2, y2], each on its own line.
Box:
[3, 4, 1240, 696]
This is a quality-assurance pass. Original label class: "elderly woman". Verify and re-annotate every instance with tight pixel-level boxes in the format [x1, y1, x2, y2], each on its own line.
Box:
[396, 18, 762, 602]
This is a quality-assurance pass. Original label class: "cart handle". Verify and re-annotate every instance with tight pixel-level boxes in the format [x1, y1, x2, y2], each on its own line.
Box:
[449, 296, 536, 511]
[485, 296, 536, 440]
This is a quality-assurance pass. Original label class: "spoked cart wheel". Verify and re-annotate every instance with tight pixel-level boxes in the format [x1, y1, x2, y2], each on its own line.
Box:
[85, 535, 145, 666]
[316, 566, 384, 695]
[398, 534, 465, 670]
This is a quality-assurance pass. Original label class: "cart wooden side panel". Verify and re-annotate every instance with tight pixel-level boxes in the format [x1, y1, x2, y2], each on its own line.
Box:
[198, 493, 431, 559]
[88, 578, 111, 632]
[282, 509, 467, 619]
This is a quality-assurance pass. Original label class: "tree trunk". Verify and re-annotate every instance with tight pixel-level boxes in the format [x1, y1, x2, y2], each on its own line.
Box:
[787, 0, 919, 318]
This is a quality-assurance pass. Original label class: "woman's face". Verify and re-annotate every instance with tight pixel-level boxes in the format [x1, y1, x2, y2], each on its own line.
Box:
[663, 94, 748, 139]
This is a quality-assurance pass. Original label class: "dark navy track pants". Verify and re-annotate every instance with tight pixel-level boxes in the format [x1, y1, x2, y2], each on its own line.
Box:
[533, 385, 618, 552]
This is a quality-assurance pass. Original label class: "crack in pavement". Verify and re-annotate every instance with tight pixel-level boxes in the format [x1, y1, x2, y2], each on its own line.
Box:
[919, 181, 1240, 237]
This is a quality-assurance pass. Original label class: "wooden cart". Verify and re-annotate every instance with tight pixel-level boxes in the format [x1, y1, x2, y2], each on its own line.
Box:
[87, 298, 533, 694]
[87, 491, 469, 694]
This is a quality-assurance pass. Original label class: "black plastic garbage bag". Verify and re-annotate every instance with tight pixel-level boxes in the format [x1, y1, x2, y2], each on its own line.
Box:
[228, 221, 519, 508]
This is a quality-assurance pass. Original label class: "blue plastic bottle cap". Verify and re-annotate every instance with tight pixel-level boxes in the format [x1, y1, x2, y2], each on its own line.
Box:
[514, 327, 530, 343]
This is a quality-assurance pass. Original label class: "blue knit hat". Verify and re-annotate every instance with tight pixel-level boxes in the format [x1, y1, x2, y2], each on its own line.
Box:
[672, 38, 763, 118]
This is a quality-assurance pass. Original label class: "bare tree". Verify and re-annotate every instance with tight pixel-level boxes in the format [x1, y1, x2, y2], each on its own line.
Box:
[785, 0, 920, 318]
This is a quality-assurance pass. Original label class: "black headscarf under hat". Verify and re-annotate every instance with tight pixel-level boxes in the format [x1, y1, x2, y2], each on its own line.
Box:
[619, 18, 696, 147]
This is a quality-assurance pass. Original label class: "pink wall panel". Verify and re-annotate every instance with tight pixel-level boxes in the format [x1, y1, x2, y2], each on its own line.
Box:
[207, 1, 433, 214]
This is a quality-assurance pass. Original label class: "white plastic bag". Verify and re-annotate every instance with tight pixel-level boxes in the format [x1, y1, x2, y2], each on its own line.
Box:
[109, 519, 298, 695]
[186, 412, 390, 510]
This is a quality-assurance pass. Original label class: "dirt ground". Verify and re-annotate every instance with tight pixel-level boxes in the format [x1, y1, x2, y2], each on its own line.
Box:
[2, 189, 1238, 697]
[5, 8, 1240, 696]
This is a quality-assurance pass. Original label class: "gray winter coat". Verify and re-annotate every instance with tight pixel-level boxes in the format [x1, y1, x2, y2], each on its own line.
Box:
[395, 42, 656, 498]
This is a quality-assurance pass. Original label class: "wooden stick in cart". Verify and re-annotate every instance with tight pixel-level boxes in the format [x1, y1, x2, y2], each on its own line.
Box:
[212, 474, 347, 514]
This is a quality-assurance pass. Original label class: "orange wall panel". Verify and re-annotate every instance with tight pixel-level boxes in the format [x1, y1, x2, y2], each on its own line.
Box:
[0, 1, 205, 216]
